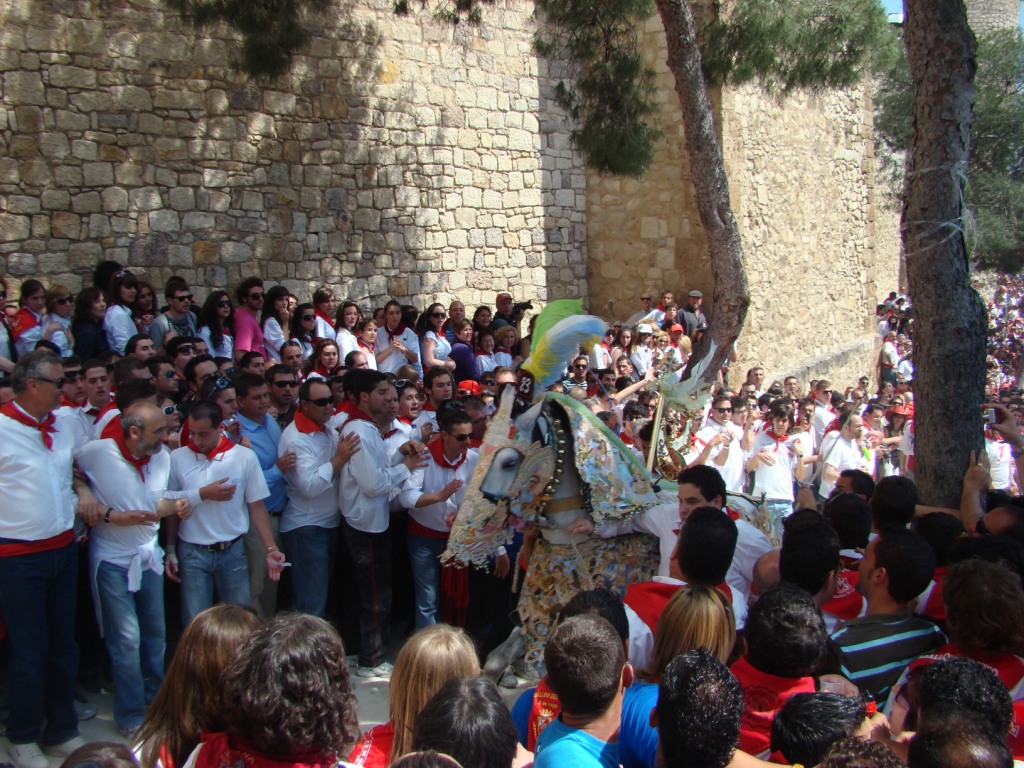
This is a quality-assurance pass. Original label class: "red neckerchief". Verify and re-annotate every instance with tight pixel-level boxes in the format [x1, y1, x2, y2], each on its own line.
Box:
[764, 429, 789, 447]
[313, 365, 331, 378]
[9, 307, 41, 339]
[422, 402, 436, 413]
[194, 733, 338, 768]
[495, 346, 511, 355]
[384, 323, 406, 342]
[398, 416, 414, 425]
[315, 308, 334, 328]
[186, 433, 234, 461]
[333, 400, 358, 417]
[475, 350, 493, 357]
[60, 395, 82, 408]
[428, 437, 467, 471]
[100, 414, 123, 440]
[527, 676, 562, 752]
[293, 410, 326, 435]
[110, 428, 151, 480]
[1, 401, 57, 449]
[343, 406, 377, 428]
[83, 403, 103, 419]
[357, 339, 375, 353]
[986, 429, 1003, 442]
[97, 400, 119, 418]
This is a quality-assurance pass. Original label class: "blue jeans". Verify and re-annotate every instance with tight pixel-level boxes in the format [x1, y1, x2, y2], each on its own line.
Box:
[765, 498, 794, 525]
[178, 538, 251, 625]
[95, 561, 165, 730]
[281, 525, 337, 618]
[408, 534, 447, 629]
[0, 541, 79, 745]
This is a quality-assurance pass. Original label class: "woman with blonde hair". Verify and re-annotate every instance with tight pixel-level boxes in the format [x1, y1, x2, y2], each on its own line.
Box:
[136, 605, 261, 768]
[348, 624, 480, 768]
[646, 584, 736, 678]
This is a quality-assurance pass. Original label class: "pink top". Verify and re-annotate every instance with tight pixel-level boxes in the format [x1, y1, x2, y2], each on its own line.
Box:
[234, 307, 264, 355]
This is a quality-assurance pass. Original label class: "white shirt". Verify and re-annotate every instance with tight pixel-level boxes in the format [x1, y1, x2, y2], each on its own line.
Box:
[693, 421, 747, 493]
[630, 345, 654, 376]
[422, 330, 451, 366]
[104, 304, 138, 355]
[77, 439, 169, 591]
[589, 344, 613, 371]
[336, 328, 359, 362]
[339, 417, 412, 533]
[0, 405, 78, 540]
[413, 406, 440, 435]
[375, 325, 422, 377]
[987, 436, 1014, 490]
[169, 443, 269, 544]
[812, 401, 835, 449]
[278, 420, 341, 532]
[818, 431, 870, 497]
[197, 326, 234, 360]
[750, 430, 799, 502]
[263, 317, 286, 362]
[43, 314, 74, 357]
[313, 315, 334, 342]
[94, 406, 120, 440]
[400, 449, 478, 532]
[476, 353, 498, 377]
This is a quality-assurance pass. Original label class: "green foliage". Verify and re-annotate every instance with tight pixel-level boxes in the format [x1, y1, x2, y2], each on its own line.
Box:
[533, 0, 660, 177]
[700, 0, 893, 93]
[167, 0, 328, 78]
[394, 0, 494, 25]
[874, 29, 1024, 271]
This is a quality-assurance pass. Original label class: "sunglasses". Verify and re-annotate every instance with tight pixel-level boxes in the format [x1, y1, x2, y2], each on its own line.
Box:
[431, 312, 447, 319]
[209, 376, 232, 390]
[481, 378, 495, 385]
[248, 292, 265, 300]
[273, 379, 299, 388]
[715, 407, 733, 413]
[449, 433, 471, 442]
[162, 404, 180, 417]
[308, 396, 334, 407]
[574, 364, 588, 370]
[176, 344, 195, 355]
[56, 296, 73, 305]
[302, 314, 315, 321]
[63, 371, 84, 382]
[394, 378, 416, 390]
[217, 300, 232, 308]
[35, 376, 66, 388]
[172, 294, 194, 302]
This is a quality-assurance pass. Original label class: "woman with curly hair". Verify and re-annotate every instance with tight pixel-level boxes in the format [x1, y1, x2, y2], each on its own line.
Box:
[348, 624, 479, 768]
[186, 613, 360, 768]
[136, 605, 261, 768]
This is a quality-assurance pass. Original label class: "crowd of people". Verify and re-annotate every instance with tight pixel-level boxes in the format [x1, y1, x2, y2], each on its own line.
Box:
[0, 262, 1023, 768]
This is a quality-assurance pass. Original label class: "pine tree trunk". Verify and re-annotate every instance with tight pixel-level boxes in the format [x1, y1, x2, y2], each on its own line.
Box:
[902, 0, 988, 507]
[654, 0, 750, 388]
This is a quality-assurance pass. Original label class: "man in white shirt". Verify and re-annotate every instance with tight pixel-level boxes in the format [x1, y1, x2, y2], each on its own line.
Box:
[399, 408, 479, 629]
[624, 292, 655, 330]
[375, 299, 421, 376]
[413, 366, 454, 435]
[163, 401, 286, 625]
[278, 378, 360, 618]
[691, 395, 747, 493]
[0, 351, 92, 767]
[818, 411, 870, 499]
[340, 370, 427, 677]
[76, 401, 187, 737]
[877, 330, 900, 389]
[811, 379, 837, 448]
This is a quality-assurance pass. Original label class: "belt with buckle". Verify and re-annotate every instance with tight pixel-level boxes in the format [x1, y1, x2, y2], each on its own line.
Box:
[199, 535, 242, 552]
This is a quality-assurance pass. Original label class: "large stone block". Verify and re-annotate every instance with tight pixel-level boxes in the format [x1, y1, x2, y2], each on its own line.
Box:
[0, 214, 32, 241]
[5, 71, 45, 105]
[66, 20, 106, 54]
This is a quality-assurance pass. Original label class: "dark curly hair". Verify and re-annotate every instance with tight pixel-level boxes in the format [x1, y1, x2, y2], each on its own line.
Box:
[821, 736, 904, 768]
[221, 613, 359, 756]
[744, 584, 828, 678]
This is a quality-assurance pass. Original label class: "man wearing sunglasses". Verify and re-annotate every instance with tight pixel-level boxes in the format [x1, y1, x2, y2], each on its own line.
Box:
[399, 408, 479, 629]
[265, 364, 299, 428]
[149, 277, 197, 351]
[689, 395, 746, 493]
[279, 378, 361, 620]
[233, 277, 265, 361]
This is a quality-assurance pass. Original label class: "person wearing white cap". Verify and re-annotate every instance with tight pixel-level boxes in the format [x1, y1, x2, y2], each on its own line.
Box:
[629, 324, 656, 376]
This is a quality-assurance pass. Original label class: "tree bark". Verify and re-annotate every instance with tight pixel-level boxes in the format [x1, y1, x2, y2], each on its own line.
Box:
[902, 0, 987, 507]
[654, 0, 750, 388]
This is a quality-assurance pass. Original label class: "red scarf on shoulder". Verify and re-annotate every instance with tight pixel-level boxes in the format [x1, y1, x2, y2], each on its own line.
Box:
[186, 434, 234, 460]
[110, 428, 152, 480]
[1, 401, 56, 450]
[194, 734, 338, 768]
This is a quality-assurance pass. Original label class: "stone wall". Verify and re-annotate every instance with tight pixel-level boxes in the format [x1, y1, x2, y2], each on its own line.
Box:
[0, 0, 587, 308]
[585, 11, 901, 388]
[720, 79, 900, 386]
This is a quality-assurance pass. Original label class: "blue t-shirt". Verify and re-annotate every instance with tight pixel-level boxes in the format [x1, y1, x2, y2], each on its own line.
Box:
[535, 717, 619, 768]
[513, 685, 657, 768]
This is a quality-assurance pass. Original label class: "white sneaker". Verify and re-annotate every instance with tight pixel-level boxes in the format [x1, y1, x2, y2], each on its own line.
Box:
[355, 661, 394, 679]
[9, 742, 48, 768]
[46, 735, 87, 759]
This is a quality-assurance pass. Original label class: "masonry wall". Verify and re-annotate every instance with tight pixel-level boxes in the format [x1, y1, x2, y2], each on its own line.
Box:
[0, 0, 587, 307]
[585, 11, 901, 387]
